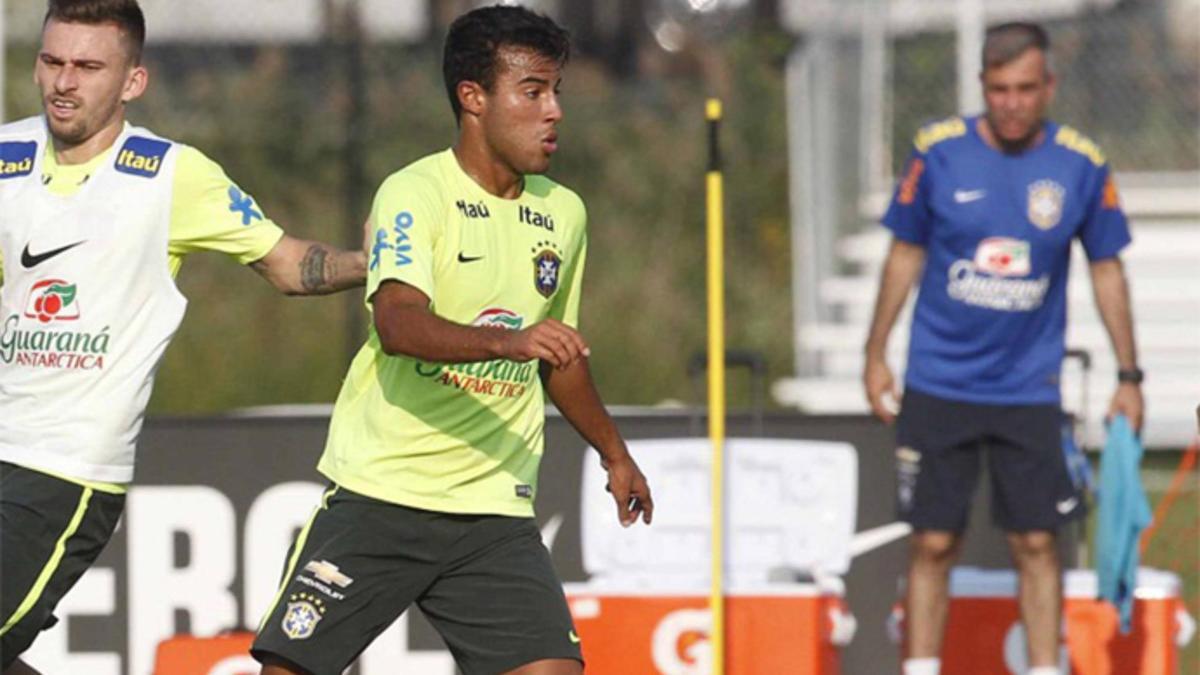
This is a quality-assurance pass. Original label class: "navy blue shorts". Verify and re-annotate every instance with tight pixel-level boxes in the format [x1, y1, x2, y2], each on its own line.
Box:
[894, 388, 1085, 533]
[251, 485, 582, 675]
[1, 462, 124, 669]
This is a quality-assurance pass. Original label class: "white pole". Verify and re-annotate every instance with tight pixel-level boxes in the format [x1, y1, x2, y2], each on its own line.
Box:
[859, 0, 888, 200]
[786, 44, 818, 377]
[1, 0, 7, 123]
[956, 0, 984, 115]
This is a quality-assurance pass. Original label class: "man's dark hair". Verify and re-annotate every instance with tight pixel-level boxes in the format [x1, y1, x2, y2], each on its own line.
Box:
[442, 5, 570, 121]
[44, 0, 146, 64]
[982, 22, 1050, 73]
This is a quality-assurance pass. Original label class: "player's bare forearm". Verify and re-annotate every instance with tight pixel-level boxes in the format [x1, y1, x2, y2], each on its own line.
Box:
[374, 281, 589, 366]
[1089, 257, 1139, 369]
[544, 358, 653, 526]
[864, 239, 925, 359]
[251, 235, 367, 296]
[541, 358, 627, 463]
[372, 281, 507, 362]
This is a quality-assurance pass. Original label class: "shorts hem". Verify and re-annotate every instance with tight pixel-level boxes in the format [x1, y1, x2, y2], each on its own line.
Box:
[250, 646, 322, 675]
[474, 651, 584, 675]
[899, 515, 968, 534]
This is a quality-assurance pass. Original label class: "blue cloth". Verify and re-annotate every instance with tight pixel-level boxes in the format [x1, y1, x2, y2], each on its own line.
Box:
[1095, 415, 1152, 633]
[882, 115, 1131, 405]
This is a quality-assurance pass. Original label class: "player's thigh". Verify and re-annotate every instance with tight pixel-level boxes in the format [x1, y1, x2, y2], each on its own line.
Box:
[251, 487, 443, 675]
[895, 390, 984, 532]
[0, 463, 123, 667]
[986, 405, 1081, 532]
[419, 516, 582, 675]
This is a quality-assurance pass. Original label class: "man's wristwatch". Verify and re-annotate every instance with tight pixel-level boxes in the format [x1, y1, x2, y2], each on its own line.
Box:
[1117, 367, 1145, 385]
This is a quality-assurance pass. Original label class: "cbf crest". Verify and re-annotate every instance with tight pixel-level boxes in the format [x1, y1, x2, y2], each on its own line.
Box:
[532, 241, 563, 298]
[1027, 180, 1065, 230]
[281, 593, 326, 640]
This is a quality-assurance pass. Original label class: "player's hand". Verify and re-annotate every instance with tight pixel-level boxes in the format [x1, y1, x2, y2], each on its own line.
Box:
[499, 319, 589, 368]
[864, 357, 900, 424]
[1107, 382, 1144, 432]
[603, 452, 653, 527]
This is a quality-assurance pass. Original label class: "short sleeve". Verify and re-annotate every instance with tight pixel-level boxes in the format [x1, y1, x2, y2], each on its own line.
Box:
[167, 146, 285, 265]
[548, 226, 587, 328]
[1078, 164, 1131, 261]
[366, 171, 444, 304]
[881, 149, 933, 245]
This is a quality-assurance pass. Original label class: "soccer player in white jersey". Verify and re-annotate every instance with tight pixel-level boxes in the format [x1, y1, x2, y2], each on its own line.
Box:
[0, 2, 366, 672]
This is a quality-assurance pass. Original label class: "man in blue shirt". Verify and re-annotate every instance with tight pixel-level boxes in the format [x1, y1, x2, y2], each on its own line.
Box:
[862, 22, 1143, 675]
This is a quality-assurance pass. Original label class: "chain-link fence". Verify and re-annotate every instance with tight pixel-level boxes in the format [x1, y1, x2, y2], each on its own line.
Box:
[892, 0, 1199, 175]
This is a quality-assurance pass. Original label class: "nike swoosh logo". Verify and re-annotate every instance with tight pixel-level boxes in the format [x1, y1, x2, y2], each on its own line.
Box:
[21, 241, 86, 269]
[568, 630, 581, 644]
[457, 253, 484, 263]
[953, 189, 987, 204]
[1056, 497, 1079, 514]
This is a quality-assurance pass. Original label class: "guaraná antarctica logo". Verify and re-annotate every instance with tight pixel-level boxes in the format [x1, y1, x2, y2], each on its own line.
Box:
[947, 237, 1049, 312]
[25, 278, 81, 323]
[1, 279, 109, 370]
[414, 308, 535, 398]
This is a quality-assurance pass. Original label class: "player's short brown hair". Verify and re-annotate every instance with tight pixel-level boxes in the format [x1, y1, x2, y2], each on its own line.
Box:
[44, 0, 146, 64]
[982, 22, 1050, 74]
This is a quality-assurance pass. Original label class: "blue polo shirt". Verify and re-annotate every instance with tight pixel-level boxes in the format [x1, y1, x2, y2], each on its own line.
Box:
[882, 116, 1130, 405]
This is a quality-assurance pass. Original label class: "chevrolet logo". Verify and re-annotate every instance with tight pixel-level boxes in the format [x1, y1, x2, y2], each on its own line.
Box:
[304, 560, 354, 588]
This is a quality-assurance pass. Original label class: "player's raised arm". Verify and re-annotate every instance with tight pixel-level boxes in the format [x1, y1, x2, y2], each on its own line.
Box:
[249, 234, 366, 296]
[167, 145, 367, 295]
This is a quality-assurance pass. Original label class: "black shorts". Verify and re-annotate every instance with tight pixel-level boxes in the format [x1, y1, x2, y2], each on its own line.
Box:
[251, 485, 582, 675]
[0, 462, 124, 669]
[894, 388, 1084, 533]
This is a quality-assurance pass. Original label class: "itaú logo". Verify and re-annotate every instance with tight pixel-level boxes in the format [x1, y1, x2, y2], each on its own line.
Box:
[651, 609, 711, 675]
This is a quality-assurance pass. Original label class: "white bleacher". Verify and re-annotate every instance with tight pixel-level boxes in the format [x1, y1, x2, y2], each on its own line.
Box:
[774, 217, 1200, 450]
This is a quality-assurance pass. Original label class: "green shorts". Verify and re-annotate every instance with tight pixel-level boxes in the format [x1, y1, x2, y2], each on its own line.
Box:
[251, 485, 582, 675]
[1, 462, 124, 669]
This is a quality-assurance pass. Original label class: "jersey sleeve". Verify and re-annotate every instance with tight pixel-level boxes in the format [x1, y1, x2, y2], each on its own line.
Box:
[366, 171, 444, 304]
[881, 148, 933, 245]
[167, 146, 285, 264]
[1077, 164, 1131, 261]
[547, 202, 587, 328]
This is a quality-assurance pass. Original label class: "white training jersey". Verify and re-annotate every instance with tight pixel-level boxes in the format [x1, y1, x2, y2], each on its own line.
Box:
[0, 117, 187, 483]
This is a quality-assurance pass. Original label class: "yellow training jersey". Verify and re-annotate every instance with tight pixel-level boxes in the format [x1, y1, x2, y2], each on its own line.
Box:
[318, 149, 588, 517]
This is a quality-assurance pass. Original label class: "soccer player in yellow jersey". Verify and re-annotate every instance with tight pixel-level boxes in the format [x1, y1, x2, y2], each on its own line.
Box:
[0, 3, 366, 673]
[252, 6, 654, 675]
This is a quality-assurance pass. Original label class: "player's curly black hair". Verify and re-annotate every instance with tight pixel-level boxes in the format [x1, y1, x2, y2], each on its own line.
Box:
[44, 0, 146, 64]
[442, 4, 570, 123]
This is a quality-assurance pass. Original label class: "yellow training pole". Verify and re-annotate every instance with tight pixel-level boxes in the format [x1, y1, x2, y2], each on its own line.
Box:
[705, 97, 727, 675]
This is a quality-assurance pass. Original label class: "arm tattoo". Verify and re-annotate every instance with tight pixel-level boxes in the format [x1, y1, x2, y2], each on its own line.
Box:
[299, 244, 331, 293]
